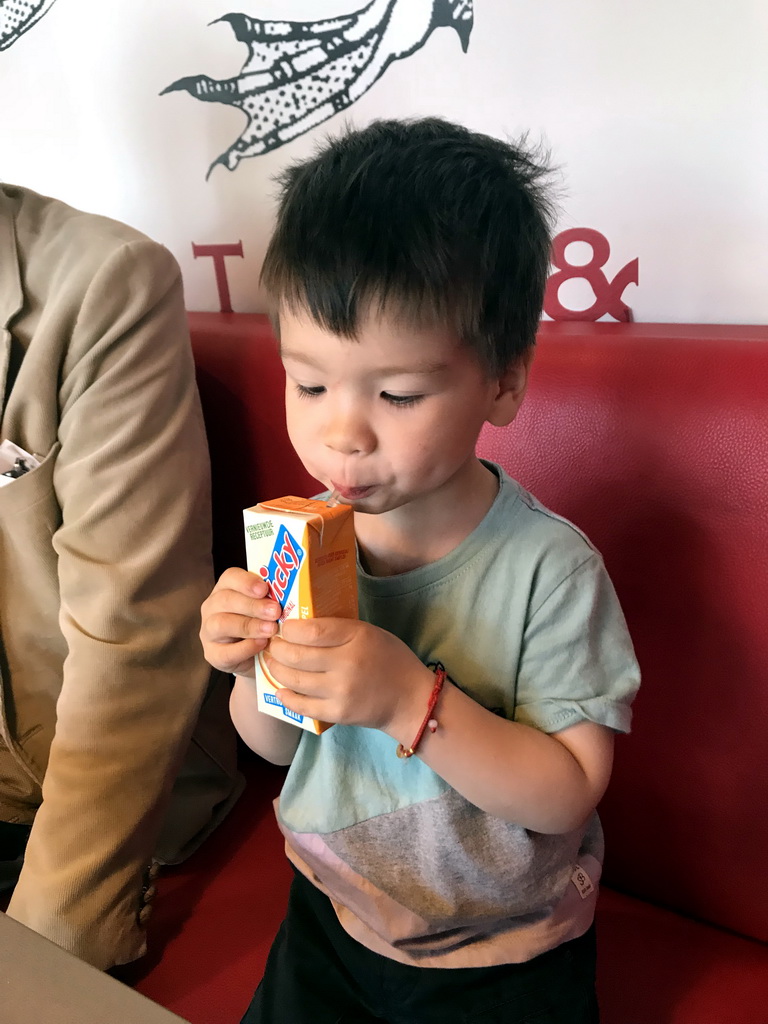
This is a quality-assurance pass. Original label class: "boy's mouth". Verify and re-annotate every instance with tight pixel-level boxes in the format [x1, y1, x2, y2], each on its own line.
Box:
[330, 481, 375, 501]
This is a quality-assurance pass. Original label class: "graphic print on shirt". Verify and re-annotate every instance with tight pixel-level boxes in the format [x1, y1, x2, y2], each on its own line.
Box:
[163, 0, 474, 176]
[0, 0, 57, 50]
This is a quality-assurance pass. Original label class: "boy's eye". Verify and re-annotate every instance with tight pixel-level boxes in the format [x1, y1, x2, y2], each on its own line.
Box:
[381, 392, 424, 407]
[294, 384, 325, 399]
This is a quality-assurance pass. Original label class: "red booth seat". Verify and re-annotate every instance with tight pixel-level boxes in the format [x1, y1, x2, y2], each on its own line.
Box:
[132, 314, 768, 1024]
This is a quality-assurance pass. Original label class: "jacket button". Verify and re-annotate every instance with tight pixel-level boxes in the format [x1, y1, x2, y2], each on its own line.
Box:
[138, 904, 153, 926]
[142, 885, 157, 905]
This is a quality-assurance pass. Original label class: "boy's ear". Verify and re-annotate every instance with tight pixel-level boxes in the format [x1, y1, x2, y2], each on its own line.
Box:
[486, 351, 534, 427]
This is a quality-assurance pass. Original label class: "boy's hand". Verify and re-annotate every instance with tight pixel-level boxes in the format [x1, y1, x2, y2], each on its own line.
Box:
[200, 568, 282, 677]
[264, 618, 434, 733]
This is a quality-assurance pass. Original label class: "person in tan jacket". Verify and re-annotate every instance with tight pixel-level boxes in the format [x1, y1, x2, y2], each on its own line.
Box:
[0, 183, 241, 970]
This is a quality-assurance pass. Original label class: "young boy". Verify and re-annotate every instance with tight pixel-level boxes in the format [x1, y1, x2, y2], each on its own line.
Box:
[200, 118, 640, 1023]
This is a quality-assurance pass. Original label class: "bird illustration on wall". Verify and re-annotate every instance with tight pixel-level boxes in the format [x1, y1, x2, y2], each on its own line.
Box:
[163, 0, 474, 176]
[0, 0, 57, 50]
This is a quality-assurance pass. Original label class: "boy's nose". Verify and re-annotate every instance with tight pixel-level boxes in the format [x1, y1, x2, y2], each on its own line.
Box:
[322, 409, 375, 456]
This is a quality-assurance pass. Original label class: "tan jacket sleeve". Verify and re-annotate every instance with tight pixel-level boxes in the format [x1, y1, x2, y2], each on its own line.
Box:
[7, 239, 215, 968]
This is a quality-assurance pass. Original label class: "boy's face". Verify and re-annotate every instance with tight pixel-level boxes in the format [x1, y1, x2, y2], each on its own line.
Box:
[279, 310, 527, 518]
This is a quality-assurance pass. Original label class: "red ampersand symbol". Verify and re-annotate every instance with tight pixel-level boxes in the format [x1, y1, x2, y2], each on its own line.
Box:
[543, 229, 639, 322]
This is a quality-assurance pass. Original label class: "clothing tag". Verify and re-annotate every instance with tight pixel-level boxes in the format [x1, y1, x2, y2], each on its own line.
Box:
[0, 440, 41, 488]
[571, 864, 595, 900]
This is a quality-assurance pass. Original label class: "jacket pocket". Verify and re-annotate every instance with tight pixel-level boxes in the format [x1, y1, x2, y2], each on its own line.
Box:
[0, 442, 60, 521]
[0, 442, 63, 795]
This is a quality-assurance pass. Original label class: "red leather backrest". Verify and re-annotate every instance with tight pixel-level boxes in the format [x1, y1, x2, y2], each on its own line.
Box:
[189, 313, 768, 943]
[189, 314, 318, 573]
[478, 321, 768, 943]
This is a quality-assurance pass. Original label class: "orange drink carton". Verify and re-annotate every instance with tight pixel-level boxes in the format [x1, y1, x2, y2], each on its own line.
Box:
[243, 495, 358, 733]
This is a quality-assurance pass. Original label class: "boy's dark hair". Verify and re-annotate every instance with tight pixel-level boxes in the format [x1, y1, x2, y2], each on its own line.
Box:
[261, 118, 556, 374]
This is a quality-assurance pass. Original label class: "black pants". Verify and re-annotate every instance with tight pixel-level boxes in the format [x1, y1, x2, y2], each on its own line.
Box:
[0, 821, 31, 893]
[242, 871, 599, 1024]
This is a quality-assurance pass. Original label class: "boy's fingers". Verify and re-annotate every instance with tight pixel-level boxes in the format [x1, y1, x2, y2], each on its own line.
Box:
[208, 588, 281, 623]
[267, 636, 329, 672]
[208, 638, 265, 675]
[205, 610, 277, 643]
[263, 653, 324, 695]
[214, 567, 271, 598]
[281, 617, 355, 647]
[218, 589, 280, 618]
[279, 688, 330, 721]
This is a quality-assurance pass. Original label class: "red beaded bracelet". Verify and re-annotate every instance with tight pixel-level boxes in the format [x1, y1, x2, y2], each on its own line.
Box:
[396, 663, 446, 759]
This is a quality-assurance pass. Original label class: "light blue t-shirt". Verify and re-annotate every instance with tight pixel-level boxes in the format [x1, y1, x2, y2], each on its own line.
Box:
[276, 464, 640, 966]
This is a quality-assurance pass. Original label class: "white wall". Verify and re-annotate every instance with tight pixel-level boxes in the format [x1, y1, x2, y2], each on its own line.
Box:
[1, 0, 766, 323]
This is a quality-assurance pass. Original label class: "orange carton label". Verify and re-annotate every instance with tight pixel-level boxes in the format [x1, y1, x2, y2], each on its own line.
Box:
[243, 496, 358, 734]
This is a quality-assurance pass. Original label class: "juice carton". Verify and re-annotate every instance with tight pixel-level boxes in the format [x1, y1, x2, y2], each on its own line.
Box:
[243, 495, 358, 733]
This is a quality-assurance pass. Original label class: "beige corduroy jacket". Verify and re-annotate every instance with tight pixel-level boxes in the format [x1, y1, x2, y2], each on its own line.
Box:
[0, 184, 241, 969]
